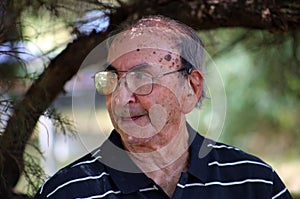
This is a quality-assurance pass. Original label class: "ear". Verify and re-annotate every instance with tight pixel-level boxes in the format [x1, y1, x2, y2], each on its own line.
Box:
[181, 70, 204, 114]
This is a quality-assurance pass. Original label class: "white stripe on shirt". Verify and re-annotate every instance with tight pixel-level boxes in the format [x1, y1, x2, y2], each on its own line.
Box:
[76, 181, 159, 198]
[208, 160, 272, 169]
[207, 144, 240, 150]
[139, 185, 159, 192]
[77, 190, 121, 199]
[47, 172, 109, 198]
[71, 156, 102, 168]
[177, 178, 273, 188]
[272, 188, 288, 199]
[92, 149, 101, 157]
[39, 178, 50, 194]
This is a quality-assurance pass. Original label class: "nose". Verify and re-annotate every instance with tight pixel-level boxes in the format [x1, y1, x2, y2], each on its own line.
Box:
[113, 77, 137, 106]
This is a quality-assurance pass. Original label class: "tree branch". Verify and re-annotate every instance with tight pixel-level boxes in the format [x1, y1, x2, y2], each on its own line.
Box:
[0, 6, 130, 197]
[132, 0, 300, 32]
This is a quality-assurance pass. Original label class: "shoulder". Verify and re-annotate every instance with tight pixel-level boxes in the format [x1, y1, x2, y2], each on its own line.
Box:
[207, 140, 270, 167]
[194, 136, 292, 198]
[190, 131, 271, 169]
[190, 134, 274, 179]
[34, 148, 112, 198]
[205, 140, 274, 178]
[35, 131, 130, 199]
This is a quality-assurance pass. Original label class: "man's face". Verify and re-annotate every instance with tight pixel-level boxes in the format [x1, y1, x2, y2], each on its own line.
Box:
[105, 48, 189, 150]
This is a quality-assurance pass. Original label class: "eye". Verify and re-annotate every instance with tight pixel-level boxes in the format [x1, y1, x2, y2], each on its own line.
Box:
[127, 71, 152, 83]
[126, 71, 153, 95]
[135, 72, 150, 79]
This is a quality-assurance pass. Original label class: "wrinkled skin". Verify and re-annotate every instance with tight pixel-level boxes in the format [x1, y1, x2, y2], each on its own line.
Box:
[106, 48, 189, 153]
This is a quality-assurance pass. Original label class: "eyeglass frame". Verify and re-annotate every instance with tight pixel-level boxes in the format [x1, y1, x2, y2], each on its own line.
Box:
[93, 63, 193, 96]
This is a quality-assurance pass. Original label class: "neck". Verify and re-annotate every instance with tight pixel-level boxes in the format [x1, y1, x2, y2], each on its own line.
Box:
[124, 119, 190, 197]
[145, 149, 189, 197]
[125, 119, 190, 172]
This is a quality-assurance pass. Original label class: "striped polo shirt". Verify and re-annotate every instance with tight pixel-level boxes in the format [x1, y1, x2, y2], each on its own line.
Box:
[35, 125, 292, 199]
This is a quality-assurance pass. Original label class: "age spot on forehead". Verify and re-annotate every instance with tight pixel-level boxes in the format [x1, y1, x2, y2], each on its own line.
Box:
[164, 54, 172, 61]
[169, 62, 175, 69]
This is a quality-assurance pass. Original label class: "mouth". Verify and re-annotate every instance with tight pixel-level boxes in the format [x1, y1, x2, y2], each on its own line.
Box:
[121, 115, 145, 121]
[131, 115, 145, 120]
[116, 114, 151, 129]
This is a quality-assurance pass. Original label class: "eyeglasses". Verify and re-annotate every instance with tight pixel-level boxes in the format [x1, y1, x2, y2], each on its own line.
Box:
[93, 67, 187, 96]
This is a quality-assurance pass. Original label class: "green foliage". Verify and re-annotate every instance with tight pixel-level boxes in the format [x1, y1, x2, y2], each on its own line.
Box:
[22, 150, 48, 196]
[43, 107, 77, 136]
[200, 28, 300, 158]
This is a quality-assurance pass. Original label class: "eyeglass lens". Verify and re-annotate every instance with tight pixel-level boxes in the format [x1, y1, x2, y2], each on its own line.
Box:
[94, 71, 153, 95]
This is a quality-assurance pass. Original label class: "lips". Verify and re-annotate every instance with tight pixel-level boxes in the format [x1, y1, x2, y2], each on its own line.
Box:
[130, 115, 142, 120]
[121, 114, 145, 121]
[114, 105, 147, 119]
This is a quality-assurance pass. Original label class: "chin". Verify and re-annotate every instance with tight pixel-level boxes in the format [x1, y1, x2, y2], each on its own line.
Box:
[125, 135, 153, 146]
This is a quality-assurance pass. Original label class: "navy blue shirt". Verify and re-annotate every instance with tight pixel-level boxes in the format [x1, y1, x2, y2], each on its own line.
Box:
[35, 126, 293, 198]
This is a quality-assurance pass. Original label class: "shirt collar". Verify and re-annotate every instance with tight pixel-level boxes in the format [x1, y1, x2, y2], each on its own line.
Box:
[99, 130, 153, 194]
[99, 124, 214, 193]
[186, 123, 215, 182]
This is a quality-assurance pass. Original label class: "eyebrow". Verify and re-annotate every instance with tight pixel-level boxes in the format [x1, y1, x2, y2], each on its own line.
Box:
[105, 63, 153, 72]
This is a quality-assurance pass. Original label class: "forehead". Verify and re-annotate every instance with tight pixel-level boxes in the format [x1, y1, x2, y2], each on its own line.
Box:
[109, 48, 182, 71]
[107, 26, 183, 65]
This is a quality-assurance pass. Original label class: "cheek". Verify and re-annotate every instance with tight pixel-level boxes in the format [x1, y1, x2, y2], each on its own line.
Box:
[144, 86, 182, 117]
[152, 76, 184, 105]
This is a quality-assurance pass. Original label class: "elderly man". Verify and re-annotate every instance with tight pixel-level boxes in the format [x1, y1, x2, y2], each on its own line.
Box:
[35, 16, 292, 199]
